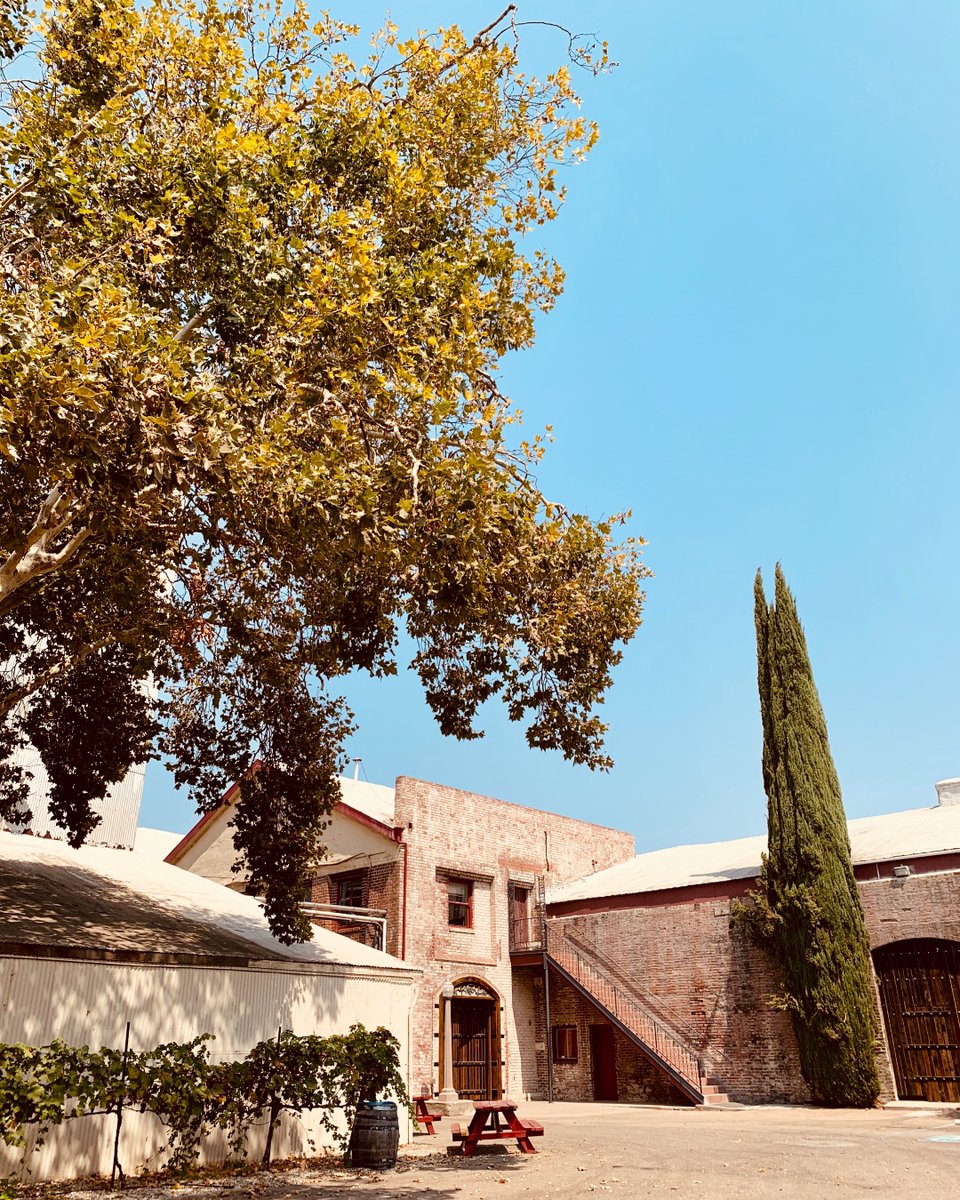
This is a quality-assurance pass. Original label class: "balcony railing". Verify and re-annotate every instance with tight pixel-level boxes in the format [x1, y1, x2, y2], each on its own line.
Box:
[509, 914, 544, 953]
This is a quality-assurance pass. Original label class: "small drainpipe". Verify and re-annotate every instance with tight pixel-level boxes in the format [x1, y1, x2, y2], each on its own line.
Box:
[542, 895, 553, 1103]
[544, 950, 554, 1103]
[400, 837, 409, 960]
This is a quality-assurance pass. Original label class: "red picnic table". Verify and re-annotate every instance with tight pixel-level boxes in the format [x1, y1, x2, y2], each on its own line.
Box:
[451, 1100, 544, 1156]
[413, 1094, 442, 1136]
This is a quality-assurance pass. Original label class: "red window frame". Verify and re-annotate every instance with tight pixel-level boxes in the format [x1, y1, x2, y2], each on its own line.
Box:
[447, 877, 473, 928]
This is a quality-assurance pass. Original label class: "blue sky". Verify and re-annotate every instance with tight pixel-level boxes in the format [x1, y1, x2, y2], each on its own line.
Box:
[142, 1, 960, 849]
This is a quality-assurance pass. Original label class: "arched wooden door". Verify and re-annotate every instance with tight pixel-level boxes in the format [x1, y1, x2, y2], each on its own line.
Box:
[441, 980, 502, 1101]
[874, 939, 960, 1102]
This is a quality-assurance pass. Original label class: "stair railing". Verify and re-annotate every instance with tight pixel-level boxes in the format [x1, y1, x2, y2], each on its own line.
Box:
[545, 924, 703, 1098]
[558, 925, 706, 1047]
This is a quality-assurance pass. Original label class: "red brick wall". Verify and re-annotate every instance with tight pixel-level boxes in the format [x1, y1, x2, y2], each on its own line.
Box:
[394, 776, 634, 889]
[551, 900, 808, 1103]
[540, 971, 687, 1104]
[860, 869, 960, 949]
[394, 776, 635, 1101]
[308, 861, 400, 950]
[549, 865, 960, 1104]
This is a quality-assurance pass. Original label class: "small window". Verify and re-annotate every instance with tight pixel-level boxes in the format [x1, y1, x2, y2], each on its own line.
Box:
[447, 878, 473, 928]
[336, 871, 365, 908]
[552, 1025, 578, 1063]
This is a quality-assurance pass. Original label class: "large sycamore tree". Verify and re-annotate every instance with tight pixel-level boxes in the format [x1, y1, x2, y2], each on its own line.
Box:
[750, 567, 879, 1106]
[0, 0, 646, 939]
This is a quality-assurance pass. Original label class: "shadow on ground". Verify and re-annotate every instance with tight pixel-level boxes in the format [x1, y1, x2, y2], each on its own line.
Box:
[27, 1146, 532, 1200]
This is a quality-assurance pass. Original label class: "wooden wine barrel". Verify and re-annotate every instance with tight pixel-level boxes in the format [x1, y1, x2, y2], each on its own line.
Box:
[349, 1100, 399, 1169]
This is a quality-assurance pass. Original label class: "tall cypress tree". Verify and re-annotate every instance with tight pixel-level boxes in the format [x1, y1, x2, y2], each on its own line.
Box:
[751, 566, 880, 1107]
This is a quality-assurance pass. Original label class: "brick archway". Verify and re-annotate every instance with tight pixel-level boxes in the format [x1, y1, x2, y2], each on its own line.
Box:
[440, 978, 502, 1101]
[874, 938, 960, 1102]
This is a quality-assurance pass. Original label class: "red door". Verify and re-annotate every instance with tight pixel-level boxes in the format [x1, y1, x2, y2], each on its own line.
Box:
[590, 1024, 619, 1102]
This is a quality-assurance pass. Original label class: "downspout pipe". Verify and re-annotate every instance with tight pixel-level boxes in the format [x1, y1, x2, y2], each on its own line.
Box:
[544, 951, 554, 1103]
[543, 901, 553, 1103]
[400, 837, 409, 961]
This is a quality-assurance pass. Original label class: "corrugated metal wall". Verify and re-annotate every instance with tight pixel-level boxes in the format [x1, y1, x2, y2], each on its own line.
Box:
[7, 746, 144, 849]
[0, 955, 417, 1180]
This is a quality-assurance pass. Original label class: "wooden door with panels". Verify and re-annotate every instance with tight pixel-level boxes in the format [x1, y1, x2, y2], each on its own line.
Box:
[875, 939, 960, 1103]
[440, 980, 503, 1101]
[510, 882, 532, 949]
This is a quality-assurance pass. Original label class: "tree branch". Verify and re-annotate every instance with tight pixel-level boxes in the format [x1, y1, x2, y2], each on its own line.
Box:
[435, 6, 518, 80]
[0, 486, 90, 608]
[173, 307, 211, 344]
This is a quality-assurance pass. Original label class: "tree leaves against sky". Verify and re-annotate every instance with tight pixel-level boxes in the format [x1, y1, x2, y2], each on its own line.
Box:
[0, 0, 647, 940]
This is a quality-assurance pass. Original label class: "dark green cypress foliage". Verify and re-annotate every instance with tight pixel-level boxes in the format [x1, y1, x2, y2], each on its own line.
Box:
[750, 565, 880, 1107]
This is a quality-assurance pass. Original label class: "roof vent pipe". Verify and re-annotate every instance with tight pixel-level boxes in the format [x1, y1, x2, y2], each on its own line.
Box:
[934, 778, 960, 807]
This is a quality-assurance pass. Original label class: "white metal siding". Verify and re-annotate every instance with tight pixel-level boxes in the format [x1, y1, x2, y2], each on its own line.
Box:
[0, 955, 417, 1180]
[7, 749, 144, 850]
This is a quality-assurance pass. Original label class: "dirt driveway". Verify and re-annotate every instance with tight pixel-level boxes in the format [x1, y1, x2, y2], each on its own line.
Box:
[35, 1101, 960, 1200]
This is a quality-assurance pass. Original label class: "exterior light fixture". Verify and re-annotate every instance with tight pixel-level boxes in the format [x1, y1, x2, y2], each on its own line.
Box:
[892, 864, 911, 878]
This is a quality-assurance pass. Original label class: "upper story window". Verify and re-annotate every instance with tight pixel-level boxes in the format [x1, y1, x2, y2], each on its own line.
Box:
[447, 877, 473, 928]
[336, 871, 365, 908]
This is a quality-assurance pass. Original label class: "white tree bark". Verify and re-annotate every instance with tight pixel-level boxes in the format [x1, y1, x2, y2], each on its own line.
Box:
[0, 484, 90, 607]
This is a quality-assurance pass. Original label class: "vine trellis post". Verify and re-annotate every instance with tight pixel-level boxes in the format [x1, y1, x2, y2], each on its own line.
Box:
[111, 1021, 131, 1190]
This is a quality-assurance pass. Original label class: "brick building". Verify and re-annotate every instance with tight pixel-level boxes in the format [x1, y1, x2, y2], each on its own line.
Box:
[169, 773, 636, 1106]
[339, 777, 635, 1106]
[545, 779, 960, 1105]
[169, 774, 960, 1108]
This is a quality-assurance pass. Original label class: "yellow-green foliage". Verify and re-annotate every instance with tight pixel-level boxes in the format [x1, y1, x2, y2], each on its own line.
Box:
[0, 2, 645, 940]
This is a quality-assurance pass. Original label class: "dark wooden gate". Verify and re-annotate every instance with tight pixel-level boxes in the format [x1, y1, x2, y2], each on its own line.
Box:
[449, 996, 502, 1101]
[874, 939, 960, 1102]
[590, 1024, 619, 1102]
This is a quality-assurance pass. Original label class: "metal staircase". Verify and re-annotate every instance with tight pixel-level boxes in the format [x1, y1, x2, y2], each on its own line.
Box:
[544, 924, 729, 1106]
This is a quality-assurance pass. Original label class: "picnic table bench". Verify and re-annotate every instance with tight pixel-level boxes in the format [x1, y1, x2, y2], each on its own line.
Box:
[413, 1094, 442, 1136]
[450, 1100, 543, 1156]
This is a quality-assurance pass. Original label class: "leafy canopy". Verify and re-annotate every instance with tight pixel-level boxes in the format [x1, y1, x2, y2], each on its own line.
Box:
[0, 0, 647, 940]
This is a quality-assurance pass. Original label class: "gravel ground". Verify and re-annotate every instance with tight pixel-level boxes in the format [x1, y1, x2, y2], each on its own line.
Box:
[24, 1101, 960, 1200]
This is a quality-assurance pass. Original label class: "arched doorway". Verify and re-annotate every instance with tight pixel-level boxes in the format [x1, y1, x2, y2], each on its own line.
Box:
[440, 979, 502, 1101]
[874, 939, 960, 1102]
